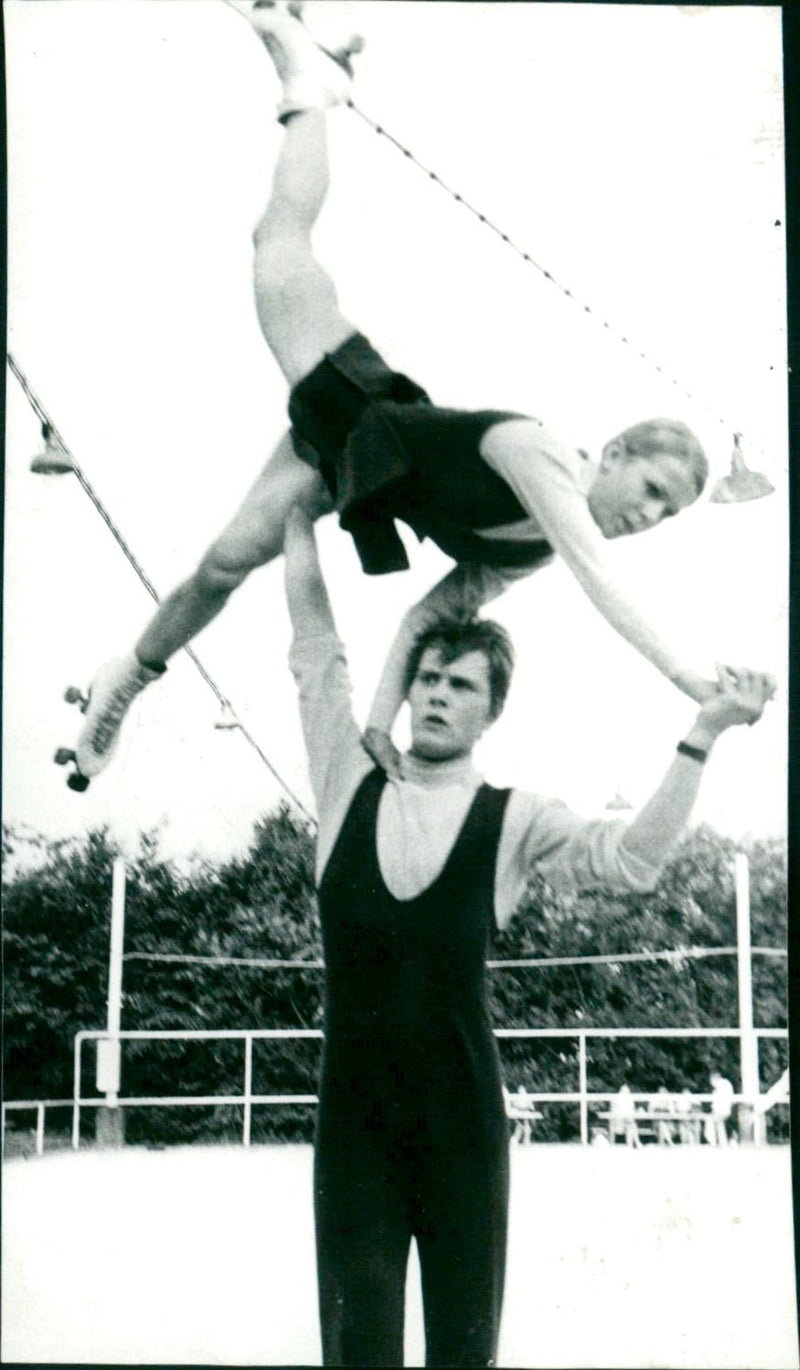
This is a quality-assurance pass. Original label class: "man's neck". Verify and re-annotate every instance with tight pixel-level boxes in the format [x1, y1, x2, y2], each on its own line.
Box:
[403, 750, 479, 788]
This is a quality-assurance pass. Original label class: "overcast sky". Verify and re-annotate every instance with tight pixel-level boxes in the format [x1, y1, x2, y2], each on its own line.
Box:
[3, 1, 788, 867]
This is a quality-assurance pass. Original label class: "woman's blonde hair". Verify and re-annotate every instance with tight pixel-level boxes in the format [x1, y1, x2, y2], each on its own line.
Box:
[620, 418, 708, 494]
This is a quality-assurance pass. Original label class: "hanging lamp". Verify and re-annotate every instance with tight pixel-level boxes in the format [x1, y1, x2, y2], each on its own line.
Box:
[213, 702, 240, 731]
[29, 422, 74, 474]
[709, 433, 774, 504]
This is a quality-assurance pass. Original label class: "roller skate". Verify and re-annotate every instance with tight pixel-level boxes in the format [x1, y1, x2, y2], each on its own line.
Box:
[222, 0, 364, 121]
[56, 653, 165, 792]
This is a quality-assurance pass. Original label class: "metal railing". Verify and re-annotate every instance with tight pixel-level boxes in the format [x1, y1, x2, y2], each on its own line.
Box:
[494, 1026, 789, 1144]
[71, 1027, 324, 1149]
[2, 1099, 73, 1157]
[57, 1024, 789, 1151]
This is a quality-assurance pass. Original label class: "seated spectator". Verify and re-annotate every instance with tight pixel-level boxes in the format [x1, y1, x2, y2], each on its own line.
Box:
[649, 1086, 676, 1146]
[675, 1088, 700, 1145]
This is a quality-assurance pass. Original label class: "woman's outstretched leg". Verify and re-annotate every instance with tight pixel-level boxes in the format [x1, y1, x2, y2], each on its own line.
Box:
[72, 2, 360, 781]
[228, 2, 363, 382]
[135, 430, 331, 665]
[252, 108, 355, 385]
[74, 431, 331, 778]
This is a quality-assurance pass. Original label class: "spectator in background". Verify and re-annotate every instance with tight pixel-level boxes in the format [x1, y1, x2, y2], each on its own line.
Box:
[759, 1066, 790, 1114]
[708, 1071, 735, 1146]
[508, 1084, 535, 1145]
[649, 1086, 676, 1146]
[609, 1084, 642, 1148]
[675, 1088, 700, 1145]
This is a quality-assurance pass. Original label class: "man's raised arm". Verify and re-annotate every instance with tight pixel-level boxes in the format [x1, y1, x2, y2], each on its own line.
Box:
[617, 665, 776, 870]
[284, 505, 338, 639]
[514, 664, 776, 908]
[284, 508, 369, 834]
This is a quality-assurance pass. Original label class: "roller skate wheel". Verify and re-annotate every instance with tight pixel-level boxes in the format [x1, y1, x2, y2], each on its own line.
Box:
[67, 772, 90, 793]
[54, 747, 76, 766]
[64, 686, 85, 706]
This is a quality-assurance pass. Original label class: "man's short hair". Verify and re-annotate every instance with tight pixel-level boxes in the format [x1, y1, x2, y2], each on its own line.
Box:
[404, 619, 515, 720]
[620, 418, 709, 495]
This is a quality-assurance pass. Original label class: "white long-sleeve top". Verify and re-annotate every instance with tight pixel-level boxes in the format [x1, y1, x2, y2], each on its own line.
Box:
[368, 419, 696, 734]
[290, 624, 663, 931]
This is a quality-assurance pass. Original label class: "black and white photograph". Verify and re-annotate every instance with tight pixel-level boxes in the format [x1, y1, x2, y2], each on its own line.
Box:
[2, 2, 795, 1366]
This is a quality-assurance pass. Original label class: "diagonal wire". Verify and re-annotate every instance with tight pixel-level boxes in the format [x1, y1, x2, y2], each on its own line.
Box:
[348, 99, 777, 466]
[7, 352, 315, 824]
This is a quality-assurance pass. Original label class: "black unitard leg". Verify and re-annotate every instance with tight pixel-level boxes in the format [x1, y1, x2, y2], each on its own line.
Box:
[413, 1135, 509, 1368]
[315, 1104, 413, 1366]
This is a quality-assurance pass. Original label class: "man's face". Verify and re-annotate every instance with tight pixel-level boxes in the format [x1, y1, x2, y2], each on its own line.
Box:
[408, 646, 494, 761]
[587, 441, 698, 539]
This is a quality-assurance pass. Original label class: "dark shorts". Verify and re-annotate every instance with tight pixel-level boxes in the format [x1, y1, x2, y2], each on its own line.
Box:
[287, 332, 431, 499]
[287, 332, 550, 577]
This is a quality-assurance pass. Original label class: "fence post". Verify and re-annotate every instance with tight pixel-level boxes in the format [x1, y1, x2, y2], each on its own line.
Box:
[96, 859, 126, 1148]
[243, 1035, 253, 1148]
[72, 1035, 83, 1150]
[578, 1033, 588, 1145]
[736, 853, 760, 1144]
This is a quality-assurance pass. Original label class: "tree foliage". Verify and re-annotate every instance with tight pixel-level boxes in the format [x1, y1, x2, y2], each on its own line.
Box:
[3, 815, 789, 1144]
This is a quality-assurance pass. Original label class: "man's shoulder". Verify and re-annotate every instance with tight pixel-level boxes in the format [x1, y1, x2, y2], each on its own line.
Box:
[497, 785, 575, 827]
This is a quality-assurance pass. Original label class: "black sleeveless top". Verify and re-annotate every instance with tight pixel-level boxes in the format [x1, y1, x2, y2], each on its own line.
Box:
[336, 405, 556, 578]
[288, 330, 555, 575]
[339, 402, 555, 575]
[315, 768, 512, 1146]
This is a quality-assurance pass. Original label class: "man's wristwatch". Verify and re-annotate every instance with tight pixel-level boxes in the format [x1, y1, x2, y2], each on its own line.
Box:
[676, 740, 708, 764]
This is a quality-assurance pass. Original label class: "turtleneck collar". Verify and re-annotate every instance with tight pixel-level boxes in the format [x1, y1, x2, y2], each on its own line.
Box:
[401, 750, 480, 789]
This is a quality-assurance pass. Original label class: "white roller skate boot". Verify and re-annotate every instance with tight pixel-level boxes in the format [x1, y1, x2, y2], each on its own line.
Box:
[74, 653, 165, 778]
[223, 0, 363, 121]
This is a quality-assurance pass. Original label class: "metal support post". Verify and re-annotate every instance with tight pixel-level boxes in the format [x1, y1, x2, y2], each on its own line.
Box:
[578, 1034, 588, 1145]
[73, 1035, 83, 1149]
[96, 859, 126, 1147]
[736, 852, 760, 1143]
[243, 1036, 253, 1147]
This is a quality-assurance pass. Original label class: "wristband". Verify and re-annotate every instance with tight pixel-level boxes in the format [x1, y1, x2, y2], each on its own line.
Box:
[677, 740, 708, 764]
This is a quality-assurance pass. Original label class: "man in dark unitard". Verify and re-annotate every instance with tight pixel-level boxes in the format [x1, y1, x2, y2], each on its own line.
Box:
[73, 0, 746, 786]
[282, 504, 773, 1368]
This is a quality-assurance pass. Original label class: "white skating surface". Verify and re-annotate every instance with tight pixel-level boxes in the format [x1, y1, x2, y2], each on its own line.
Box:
[2, 1143, 798, 1367]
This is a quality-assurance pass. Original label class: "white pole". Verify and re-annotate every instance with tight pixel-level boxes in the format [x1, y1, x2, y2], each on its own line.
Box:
[72, 1035, 82, 1150]
[735, 852, 760, 1143]
[578, 1034, 588, 1145]
[104, 858, 126, 1107]
[243, 1035, 253, 1148]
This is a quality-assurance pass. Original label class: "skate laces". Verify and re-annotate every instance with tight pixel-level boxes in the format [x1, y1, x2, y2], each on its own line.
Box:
[87, 672, 147, 753]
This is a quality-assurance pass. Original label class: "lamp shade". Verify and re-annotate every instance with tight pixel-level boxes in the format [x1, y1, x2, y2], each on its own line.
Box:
[709, 434, 774, 503]
[29, 423, 73, 475]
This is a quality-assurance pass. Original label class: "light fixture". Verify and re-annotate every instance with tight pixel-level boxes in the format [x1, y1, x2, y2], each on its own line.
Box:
[709, 433, 774, 504]
[29, 422, 74, 475]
